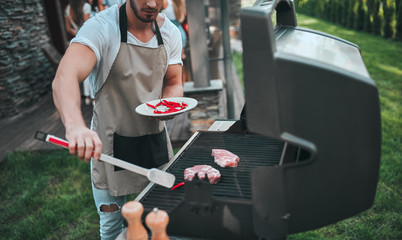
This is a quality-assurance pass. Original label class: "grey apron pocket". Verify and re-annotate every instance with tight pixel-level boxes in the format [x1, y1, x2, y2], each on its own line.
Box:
[113, 129, 169, 172]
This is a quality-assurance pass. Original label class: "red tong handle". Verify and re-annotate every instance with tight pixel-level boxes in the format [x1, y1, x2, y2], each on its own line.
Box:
[35, 131, 70, 148]
[48, 136, 69, 148]
[35, 131, 96, 157]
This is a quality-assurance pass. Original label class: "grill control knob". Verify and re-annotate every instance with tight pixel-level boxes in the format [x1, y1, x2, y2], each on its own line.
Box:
[145, 207, 169, 240]
[121, 201, 148, 240]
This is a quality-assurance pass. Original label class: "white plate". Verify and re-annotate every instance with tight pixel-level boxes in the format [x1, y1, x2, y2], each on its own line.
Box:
[135, 97, 198, 117]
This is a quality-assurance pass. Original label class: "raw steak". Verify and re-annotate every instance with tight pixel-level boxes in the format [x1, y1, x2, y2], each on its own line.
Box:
[212, 149, 240, 167]
[184, 165, 221, 184]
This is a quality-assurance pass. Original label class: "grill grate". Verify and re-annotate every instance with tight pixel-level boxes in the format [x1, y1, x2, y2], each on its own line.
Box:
[139, 131, 284, 212]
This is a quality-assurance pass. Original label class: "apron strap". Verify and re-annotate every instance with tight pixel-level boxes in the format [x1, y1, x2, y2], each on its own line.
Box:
[119, 2, 164, 46]
[119, 3, 128, 43]
[154, 21, 163, 46]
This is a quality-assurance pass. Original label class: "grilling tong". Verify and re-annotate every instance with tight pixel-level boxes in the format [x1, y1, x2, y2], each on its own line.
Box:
[34, 131, 176, 188]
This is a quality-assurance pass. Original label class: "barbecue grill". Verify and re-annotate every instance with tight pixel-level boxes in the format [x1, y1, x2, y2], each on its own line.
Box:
[135, 0, 381, 239]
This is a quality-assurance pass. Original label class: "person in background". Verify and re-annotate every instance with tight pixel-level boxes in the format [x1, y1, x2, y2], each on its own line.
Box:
[103, 0, 125, 9]
[53, 0, 183, 239]
[65, 0, 94, 106]
[82, 0, 105, 106]
[162, 0, 187, 84]
[89, 0, 105, 17]
[65, 0, 91, 38]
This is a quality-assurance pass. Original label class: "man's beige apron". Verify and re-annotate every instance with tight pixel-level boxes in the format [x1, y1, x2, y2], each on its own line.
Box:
[91, 3, 173, 196]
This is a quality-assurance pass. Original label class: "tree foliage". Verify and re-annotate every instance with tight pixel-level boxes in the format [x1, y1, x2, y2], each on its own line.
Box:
[294, 0, 401, 41]
[396, 0, 402, 40]
[365, 0, 375, 33]
[348, 0, 356, 28]
[383, 0, 394, 38]
[373, 0, 382, 35]
[355, 0, 365, 30]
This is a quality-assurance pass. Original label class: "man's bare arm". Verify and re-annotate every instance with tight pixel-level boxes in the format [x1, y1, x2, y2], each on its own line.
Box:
[52, 43, 102, 161]
[162, 64, 183, 98]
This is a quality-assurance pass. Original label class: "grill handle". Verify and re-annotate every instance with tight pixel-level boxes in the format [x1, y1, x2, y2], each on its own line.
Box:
[256, 0, 297, 27]
[241, 0, 297, 64]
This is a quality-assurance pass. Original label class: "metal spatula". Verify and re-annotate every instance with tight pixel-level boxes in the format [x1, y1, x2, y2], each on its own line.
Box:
[34, 131, 175, 188]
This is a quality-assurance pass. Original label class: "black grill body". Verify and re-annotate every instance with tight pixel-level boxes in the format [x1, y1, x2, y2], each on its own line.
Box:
[136, 0, 381, 239]
[241, 0, 381, 238]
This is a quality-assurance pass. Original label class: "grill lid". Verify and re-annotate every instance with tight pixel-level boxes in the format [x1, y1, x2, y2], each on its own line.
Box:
[241, 0, 381, 236]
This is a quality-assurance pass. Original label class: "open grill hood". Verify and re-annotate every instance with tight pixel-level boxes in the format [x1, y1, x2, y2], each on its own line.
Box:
[136, 0, 381, 239]
[241, 0, 381, 236]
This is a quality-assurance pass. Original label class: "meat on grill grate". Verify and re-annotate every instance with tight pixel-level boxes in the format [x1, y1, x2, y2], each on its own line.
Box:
[184, 165, 221, 184]
[212, 149, 240, 167]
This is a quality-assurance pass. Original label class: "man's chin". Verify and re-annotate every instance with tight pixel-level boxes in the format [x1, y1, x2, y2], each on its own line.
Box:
[139, 18, 155, 23]
[137, 13, 158, 23]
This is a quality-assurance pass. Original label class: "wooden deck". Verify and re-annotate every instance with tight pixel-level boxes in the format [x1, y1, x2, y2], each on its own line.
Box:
[0, 94, 92, 162]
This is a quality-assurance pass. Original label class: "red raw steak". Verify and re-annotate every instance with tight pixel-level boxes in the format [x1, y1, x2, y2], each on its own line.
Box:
[211, 149, 240, 167]
[184, 165, 221, 184]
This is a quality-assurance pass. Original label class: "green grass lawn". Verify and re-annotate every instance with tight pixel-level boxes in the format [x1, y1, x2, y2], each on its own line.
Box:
[1, 14, 401, 240]
[0, 150, 99, 240]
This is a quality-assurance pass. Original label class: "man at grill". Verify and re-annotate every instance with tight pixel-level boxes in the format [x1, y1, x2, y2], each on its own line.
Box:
[51, 0, 183, 239]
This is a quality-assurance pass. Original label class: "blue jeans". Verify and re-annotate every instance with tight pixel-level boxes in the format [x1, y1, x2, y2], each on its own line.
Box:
[91, 160, 126, 240]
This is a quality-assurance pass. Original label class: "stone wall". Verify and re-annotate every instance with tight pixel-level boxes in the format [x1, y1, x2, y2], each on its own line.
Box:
[0, 0, 54, 119]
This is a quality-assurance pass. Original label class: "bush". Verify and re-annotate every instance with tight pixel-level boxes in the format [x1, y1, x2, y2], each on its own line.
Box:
[356, 0, 365, 30]
[348, 0, 356, 28]
[294, 0, 401, 41]
[365, 0, 375, 33]
[373, 0, 382, 35]
[342, 0, 350, 26]
[396, 0, 402, 40]
[383, 0, 395, 38]
[337, 0, 344, 25]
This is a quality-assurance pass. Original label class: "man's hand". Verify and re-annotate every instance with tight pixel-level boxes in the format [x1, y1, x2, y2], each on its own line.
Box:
[66, 126, 102, 162]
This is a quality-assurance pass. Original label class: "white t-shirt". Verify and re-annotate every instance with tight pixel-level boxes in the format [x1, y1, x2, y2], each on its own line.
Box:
[71, 5, 183, 95]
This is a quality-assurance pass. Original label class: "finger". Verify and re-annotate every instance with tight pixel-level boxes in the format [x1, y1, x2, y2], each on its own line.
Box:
[92, 134, 103, 161]
[76, 138, 85, 160]
[84, 137, 94, 162]
[68, 138, 77, 156]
